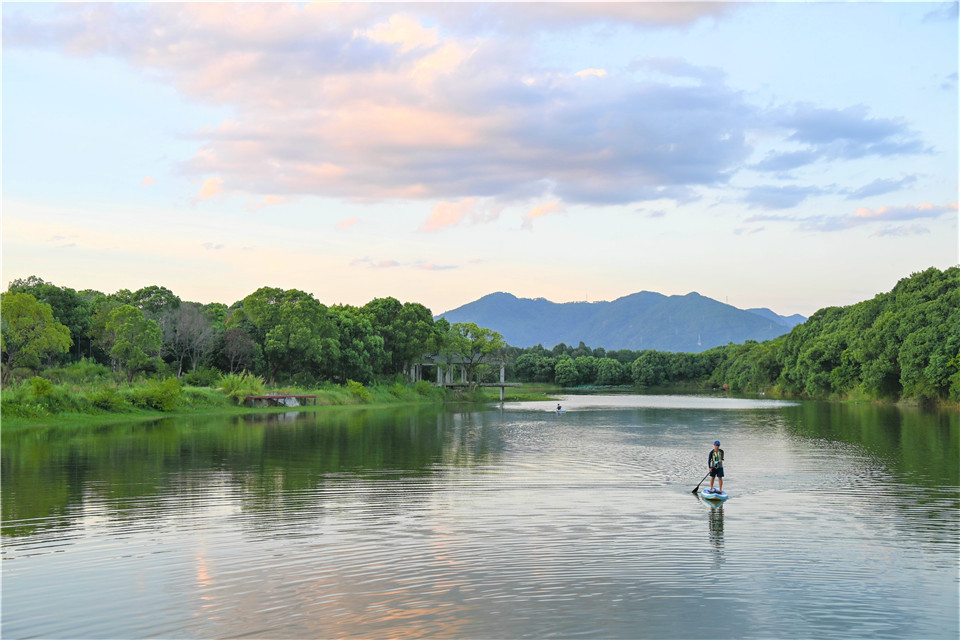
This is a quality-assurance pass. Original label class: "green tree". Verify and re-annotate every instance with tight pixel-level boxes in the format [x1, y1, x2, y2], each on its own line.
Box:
[105, 304, 162, 381]
[442, 322, 505, 387]
[7, 276, 92, 361]
[554, 355, 580, 387]
[574, 355, 599, 384]
[596, 358, 626, 385]
[513, 353, 555, 383]
[131, 285, 181, 317]
[241, 287, 339, 383]
[329, 304, 386, 383]
[1, 292, 73, 381]
[363, 298, 436, 375]
[393, 302, 436, 375]
[632, 350, 669, 387]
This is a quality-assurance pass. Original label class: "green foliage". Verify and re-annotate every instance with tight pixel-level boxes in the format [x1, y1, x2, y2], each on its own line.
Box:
[346, 379, 372, 402]
[181, 386, 231, 409]
[88, 387, 128, 412]
[414, 380, 434, 396]
[28, 376, 53, 397]
[362, 298, 437, 375]
[596, 358, 627, 385]
[124, 377, 182, 412]
[514, 353, 556, 383]
[43, 359, 112, 384]
[241, 287, 339, 383]
[106, 305, 162, 381]
[1, 377, 94, 417]
[181, 366, 222, 387]
[554, 355, 580, 387]
[6, 268, 954, 407]
[7, 276, 92, 361]
[442, 322, 506, 387]
[716, 266, 960, 402]
[1, 292, 73, 380]
[218, 371, 266, 404]
[329, 304, 386, 383]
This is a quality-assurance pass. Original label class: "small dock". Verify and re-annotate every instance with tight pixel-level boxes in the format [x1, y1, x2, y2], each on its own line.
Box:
[244, 394, 317, 408]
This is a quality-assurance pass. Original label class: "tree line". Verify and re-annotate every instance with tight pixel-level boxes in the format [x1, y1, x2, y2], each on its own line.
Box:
[506, 267, 960, 403]
[3, 266, 957, 403]
[1, 277, 505, 387]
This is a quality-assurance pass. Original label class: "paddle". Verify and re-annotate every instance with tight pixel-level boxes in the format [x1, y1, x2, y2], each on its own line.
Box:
[691, 471, 710, 494]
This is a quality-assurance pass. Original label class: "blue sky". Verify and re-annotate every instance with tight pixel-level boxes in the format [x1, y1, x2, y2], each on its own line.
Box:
[3, 2, 957, 317]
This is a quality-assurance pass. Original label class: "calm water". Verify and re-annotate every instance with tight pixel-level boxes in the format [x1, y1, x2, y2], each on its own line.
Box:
[2, 395, 958, 639]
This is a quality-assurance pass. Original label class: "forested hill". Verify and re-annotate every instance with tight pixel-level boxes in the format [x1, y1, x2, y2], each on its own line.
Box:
[720, 264, 960, 401]
[437, 291, 803, 352]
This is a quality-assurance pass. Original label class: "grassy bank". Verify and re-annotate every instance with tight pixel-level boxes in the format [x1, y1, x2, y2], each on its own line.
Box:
[0, 376, 448, 430]
[0, 375, 563, 431]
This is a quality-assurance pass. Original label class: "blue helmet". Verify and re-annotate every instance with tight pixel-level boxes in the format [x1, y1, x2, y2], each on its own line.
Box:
[714, 440, 720, 446]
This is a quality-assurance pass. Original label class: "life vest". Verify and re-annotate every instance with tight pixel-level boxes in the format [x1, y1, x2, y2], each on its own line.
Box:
[710, 449, 724, 469]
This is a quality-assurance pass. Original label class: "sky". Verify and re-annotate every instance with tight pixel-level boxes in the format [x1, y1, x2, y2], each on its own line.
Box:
[2, 1, 958, 318]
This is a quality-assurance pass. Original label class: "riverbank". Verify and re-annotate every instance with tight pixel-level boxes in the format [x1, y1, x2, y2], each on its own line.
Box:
[0, 378, 558, 431]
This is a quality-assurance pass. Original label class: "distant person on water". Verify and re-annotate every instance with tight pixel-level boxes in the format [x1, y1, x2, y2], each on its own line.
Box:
[708, 440, 724, 494]
[557, 404, 562, 412]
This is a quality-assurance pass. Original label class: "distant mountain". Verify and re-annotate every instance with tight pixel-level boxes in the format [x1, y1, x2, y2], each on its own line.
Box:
[437, 292, 806, 353]
[746, 308, 807, 329]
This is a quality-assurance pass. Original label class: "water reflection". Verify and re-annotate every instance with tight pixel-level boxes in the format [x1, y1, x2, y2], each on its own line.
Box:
[2, 398, 957, 639]
[708, 503, 725, 561]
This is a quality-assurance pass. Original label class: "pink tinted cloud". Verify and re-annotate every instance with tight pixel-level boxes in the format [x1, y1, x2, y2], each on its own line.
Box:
[195, 177, 223, 201]
[421, 198, 502, 232]
[11, 2, 906, 212]
[522, 200, 564, 229]
[421, 198, 476, 232]
[853, 201, 957, 222]
[336, 217, 360, 230]
[745, 201, 957, 233]
[246, 195, 287, 211]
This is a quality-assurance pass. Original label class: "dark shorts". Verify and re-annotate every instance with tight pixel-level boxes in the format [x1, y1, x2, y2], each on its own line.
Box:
[709, 468, 724, 478]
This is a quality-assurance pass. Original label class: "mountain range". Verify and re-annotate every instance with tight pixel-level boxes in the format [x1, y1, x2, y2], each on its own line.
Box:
[437, 291, 806, 353]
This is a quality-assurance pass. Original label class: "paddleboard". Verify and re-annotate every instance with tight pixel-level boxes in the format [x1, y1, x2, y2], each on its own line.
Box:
[555, 409, 566, 414]
[700, 488, 728, 501]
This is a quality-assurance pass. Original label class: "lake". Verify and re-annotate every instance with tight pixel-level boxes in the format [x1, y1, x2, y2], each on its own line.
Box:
[2, 394, 958, 639]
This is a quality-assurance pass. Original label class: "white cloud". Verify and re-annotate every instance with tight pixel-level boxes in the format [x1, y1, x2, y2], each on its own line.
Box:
[358, 14, 439, 53]
[575, 68, 607, 78]
[4, 3, 937, 216]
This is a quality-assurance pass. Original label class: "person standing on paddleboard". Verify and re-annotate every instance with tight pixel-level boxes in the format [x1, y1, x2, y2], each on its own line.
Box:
[707, 441, 724, 494]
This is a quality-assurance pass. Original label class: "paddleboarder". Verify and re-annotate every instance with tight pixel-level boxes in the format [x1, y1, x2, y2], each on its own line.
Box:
[707, 440, 724, 494]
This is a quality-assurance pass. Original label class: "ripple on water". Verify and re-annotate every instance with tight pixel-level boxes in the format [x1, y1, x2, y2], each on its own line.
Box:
[2, 399, 957, 640]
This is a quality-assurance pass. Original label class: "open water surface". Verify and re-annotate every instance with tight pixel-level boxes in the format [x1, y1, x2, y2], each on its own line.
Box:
[2, 394, 958, 638]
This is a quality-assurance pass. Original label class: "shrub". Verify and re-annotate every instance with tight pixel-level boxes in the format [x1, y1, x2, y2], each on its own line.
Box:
[414, 380, 433, 396]
[125, 377, 182, 412]
[181, 386, 228, 409]
[219, 371, 266, 404]
[44, 359, 112, 384]
[88, 387, 129, 412]
[181, 366, 221, 388]
[28, 376, 53, 397]
[346, 379, 371, 403]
